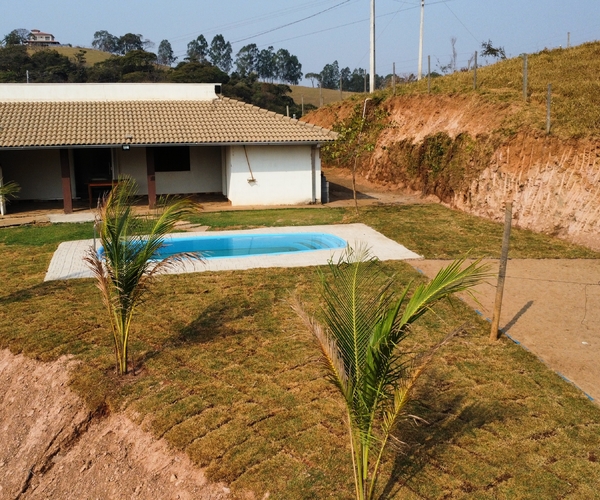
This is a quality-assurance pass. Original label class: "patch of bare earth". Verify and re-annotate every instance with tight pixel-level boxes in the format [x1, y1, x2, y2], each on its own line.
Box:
[0, 350, 230, 500]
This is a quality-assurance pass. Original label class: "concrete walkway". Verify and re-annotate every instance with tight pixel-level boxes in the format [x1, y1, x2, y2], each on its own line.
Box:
[45, 224, 421, 281]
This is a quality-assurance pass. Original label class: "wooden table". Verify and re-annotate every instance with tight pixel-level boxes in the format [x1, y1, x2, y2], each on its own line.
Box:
[88, 181, 118, 209]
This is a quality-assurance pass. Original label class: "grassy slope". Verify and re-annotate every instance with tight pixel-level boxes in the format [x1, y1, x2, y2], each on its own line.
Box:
[1, 205, 600, 499]
[28, 46, 113, 66]
[329, 41, 600, 139]
[289, 85, 356, 107]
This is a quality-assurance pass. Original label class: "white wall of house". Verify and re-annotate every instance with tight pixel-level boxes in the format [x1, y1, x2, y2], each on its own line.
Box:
[116, 147, 148, 193]
[156, 146, 222, 195]
[224, 145, 320, 206]
[0, 149, 63, 199]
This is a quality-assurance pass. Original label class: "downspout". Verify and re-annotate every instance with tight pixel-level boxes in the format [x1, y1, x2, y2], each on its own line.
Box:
[310, 146, 317, 204]
[0, 166, 5, 216]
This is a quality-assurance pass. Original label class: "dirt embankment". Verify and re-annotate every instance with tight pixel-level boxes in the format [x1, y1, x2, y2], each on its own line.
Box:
[305, 95, 600, 251]
[0, 350, 230, 500]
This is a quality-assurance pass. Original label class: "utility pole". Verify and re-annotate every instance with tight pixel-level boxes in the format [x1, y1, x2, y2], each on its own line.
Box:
[370, 0, 376, 93]
[418, 0, 424, 80]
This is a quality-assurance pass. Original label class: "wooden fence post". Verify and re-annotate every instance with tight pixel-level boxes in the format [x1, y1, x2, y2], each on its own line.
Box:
[473, 51, 477, 90]
[522, 54, 528, 101]
[427, 55, 431, 93]
[546, 83, 552, 134]
[490, 202, 513, 341]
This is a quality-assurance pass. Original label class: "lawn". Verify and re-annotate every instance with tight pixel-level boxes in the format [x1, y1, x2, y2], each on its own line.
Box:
[1, 204, 599, 499]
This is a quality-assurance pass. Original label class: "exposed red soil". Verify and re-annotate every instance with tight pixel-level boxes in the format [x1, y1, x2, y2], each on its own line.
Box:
[0, 350, 231, 500]
[304, 95, 600, 251]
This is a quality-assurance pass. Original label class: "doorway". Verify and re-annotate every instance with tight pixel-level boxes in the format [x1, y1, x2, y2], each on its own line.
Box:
[73, 148, 112, 200]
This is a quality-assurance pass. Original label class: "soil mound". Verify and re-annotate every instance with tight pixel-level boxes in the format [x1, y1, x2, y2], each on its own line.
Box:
[0, 350, 230, 500]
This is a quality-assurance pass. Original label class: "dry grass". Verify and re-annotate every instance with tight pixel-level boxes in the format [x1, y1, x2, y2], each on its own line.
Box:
[28, 46, 113, 66]
[1, 205, 600, 498]
[376, 41, 600, 139]
[290, 85, 357, 107]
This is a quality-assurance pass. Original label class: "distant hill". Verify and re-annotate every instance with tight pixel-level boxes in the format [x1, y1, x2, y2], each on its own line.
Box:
[27, 46, 112, 66]
[289, 85, 357, 108]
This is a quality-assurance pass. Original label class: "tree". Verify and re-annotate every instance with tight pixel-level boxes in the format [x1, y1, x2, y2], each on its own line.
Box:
[208, 34, 232, 73]
[85, 178, 202, 375]
[235, 43, 259, 77]
[256, 46, 276, 82]
[92, 30, 120, 54]
[169, 61, 229, 83]
[3, 29, 29, 46]
[481, 39, 507, 60]
[275, 48, 302, 84]
[0, 45, 31, 82]
[186, 35, 208, 63]
[29, 50, 76, 83]
[293, 246, 488, 500]
[320, 60, 340, 89]
[118, 33, 146, 55]
[305, 72, 320, 88]
[157, 39, 177, 66]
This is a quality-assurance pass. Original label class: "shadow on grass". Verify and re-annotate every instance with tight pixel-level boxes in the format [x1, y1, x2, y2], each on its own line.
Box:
[379, 382, 509, 499]
[177, 296, 259, 345]
[0, 280, 66, 305]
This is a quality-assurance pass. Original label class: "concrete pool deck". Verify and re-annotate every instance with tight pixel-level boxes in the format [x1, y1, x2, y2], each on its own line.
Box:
[44, 223, 422, 281]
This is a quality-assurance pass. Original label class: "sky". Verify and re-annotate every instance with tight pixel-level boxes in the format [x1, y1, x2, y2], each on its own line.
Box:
[2, 0, 599, 81]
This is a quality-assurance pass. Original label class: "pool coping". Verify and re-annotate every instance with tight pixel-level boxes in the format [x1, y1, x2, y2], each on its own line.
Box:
[44, 223, 422, 281]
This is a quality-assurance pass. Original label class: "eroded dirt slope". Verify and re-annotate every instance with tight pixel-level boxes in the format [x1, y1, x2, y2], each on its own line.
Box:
[305, 95, 600, 250]
[0, 350, 230, 500]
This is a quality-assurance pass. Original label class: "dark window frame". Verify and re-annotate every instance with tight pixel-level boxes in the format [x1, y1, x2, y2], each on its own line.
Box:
[153, 146, 191, 172]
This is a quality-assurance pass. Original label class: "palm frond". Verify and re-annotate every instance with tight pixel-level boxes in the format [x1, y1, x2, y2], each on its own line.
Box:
[292, 298, 351, 400]
[86, 176, 201, 374]
[0, 179, 20, 200]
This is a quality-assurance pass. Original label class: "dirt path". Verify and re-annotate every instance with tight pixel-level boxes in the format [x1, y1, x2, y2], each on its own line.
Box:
[410, 259, 600, 403]
[324, 167, 600, 403]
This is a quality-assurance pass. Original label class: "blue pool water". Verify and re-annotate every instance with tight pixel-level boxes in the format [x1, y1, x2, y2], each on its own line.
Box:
[159, 232, 347, 259]
[101, 232, 347, 260]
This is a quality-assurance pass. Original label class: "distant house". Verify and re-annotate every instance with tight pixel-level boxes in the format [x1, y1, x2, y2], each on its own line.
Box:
[26, 29, 60, 47]
[0, 83, 335, 213]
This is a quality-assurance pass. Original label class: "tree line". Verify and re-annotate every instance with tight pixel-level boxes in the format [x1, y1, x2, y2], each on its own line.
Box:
[0, 29, 309, 117]
[306, 61, 386, 92]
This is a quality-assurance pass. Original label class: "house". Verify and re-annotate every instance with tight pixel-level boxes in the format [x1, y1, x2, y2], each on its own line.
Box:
[0, 83, 336, 213]
[27, 29, 60, 47]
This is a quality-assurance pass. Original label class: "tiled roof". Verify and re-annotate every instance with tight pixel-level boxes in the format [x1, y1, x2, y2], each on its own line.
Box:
[0, 97, 336, 148]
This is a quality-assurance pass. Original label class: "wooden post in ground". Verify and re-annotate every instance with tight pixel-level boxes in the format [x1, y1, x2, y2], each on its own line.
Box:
[473, 51, 477, 90]
[522, 54, 528, 101]
[546, 83, 552, 134]
[392, 62, 396, 95]
[427, 55, 431, 93]
[490, 202, 513, 341]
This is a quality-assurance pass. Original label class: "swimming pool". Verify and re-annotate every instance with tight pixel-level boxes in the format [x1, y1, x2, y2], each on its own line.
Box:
[101, 232, 348, 260]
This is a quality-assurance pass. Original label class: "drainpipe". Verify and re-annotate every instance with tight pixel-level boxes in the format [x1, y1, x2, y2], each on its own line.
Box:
[311, 146, 317, 203]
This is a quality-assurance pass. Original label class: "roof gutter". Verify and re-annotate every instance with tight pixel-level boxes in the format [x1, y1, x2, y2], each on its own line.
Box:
[0, 141, 330, 151]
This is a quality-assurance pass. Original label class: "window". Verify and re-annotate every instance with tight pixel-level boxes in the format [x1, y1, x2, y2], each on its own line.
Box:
[152, 146, 190, 172]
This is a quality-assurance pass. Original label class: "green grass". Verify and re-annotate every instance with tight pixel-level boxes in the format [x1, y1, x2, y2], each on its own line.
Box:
[1, 205, 600, 498]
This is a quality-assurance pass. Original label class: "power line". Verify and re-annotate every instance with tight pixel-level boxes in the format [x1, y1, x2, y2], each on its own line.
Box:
[168, 0, 348, 44]
[231, 0, 354, 44]
[443, 2, 480, 44]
